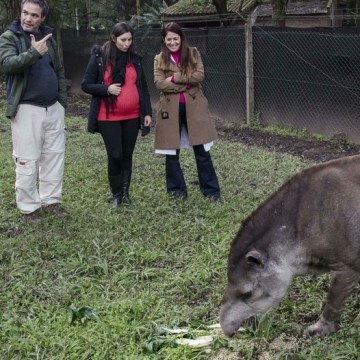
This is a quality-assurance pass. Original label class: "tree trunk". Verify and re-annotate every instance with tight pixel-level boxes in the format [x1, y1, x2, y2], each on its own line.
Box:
[55, 24, 64, 65]
[0, 0, 21, 31]
[271, 0, 289, 27]
[212, 0, 229, 26]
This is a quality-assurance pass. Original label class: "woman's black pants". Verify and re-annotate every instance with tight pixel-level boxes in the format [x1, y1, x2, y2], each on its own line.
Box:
[165, 103, 220, 197]
[98, 119, 140, 195]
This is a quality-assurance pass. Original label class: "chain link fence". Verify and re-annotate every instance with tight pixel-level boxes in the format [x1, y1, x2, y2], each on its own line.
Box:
[63, 25, 360, 143]
[252, 26, 360, 143]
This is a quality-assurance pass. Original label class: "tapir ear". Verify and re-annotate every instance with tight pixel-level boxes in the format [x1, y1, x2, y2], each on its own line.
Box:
[245, 250, 266, 269]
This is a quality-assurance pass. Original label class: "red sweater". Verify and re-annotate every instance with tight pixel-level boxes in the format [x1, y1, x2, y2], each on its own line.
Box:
[98, 64, 140, 121]
[171, 51, 186, 103]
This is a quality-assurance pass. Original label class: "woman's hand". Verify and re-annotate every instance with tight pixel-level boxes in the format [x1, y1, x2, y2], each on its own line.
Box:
[144, 115, 152, 126]
[107, 83, 121, 96]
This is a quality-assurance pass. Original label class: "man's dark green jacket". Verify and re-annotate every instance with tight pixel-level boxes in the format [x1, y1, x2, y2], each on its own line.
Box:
[0, 21, 67, 118]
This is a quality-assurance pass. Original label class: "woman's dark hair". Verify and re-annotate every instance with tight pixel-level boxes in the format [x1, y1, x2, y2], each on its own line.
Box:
[102, 22, 135, 67]
[160, 22, 196, 78]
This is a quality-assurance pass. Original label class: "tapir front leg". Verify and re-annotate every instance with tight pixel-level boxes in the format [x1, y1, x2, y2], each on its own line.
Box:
[304, 269, 360, 336]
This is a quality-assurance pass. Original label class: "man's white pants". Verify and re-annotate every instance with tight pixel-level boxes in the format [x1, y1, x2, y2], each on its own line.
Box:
[11, 102, 66, 214]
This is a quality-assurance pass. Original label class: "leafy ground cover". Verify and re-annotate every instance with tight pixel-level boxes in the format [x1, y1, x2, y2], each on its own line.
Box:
[1, 95, 360, 359]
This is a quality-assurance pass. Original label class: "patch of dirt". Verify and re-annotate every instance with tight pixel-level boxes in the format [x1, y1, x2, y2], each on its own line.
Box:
[258, 333, 298, 360]
[216, 123, 360, 163]
[211, 348, 242, 360]
[66, 92, 360, 162]
[2, 83, 358, 163]
[67, 93, 91, 118]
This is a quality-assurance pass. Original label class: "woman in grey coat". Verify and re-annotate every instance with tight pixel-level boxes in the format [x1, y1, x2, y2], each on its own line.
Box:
[154, 22, 220, 200]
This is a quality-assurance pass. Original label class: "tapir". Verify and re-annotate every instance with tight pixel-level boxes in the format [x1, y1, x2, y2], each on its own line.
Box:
[220, 154, 360, 337]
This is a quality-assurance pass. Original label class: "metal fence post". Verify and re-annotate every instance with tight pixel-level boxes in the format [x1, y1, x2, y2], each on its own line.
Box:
[245, 11, 257, 125]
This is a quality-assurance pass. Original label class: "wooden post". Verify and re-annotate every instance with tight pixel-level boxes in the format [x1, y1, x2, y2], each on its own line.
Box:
[330, 0, 336, 27]
[136, 0, 141, 17]
[245, 10, 257, 125]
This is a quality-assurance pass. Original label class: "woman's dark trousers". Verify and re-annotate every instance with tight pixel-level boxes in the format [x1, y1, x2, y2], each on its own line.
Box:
[98, 119, 140, 205]
[165, 103, 220, 198]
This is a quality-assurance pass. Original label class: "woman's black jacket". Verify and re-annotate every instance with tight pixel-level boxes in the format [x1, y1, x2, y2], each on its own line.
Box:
[81, 45, 152, 134]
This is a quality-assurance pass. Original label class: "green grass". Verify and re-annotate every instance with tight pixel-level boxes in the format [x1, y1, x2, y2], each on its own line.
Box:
[1, 114, 359, 359]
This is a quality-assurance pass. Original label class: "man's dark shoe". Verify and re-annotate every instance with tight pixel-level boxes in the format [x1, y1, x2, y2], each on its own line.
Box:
[24, 209, 42, 224]
[43, 203, 69, 218]
[205, 193, 221, 202]
[168, 190, 188, 199]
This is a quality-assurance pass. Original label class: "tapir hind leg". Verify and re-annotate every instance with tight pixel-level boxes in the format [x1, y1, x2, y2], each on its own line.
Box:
[304, 269, 360, 336]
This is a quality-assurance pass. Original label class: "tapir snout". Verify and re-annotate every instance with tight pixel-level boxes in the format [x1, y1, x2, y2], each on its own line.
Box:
[220, 289, 254, 336]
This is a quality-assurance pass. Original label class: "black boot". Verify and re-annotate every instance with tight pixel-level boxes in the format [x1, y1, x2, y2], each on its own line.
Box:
[121, 169, 132, 205]
[111, 193, 122, 209]
[109, 175, 123, 209]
